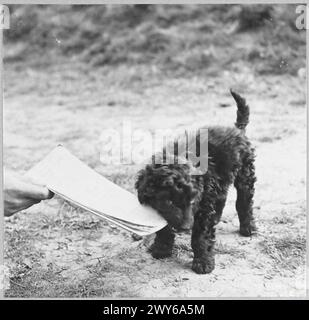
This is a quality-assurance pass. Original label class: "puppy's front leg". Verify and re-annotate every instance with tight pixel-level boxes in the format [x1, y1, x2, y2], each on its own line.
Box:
[191, 208, 216, 274]
[151, 225, 175, 259]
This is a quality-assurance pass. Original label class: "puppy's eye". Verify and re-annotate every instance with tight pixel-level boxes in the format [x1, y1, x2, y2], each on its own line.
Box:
[177, 183, 182, 189]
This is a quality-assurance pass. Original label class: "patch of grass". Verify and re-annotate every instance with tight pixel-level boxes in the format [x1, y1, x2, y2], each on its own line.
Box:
[174, 242, 192, 258]
[257, 127, 297, 143]
[173, 238, 246, 259]
[104, 172, 136, 192]
[259, 235, 306, 272]
[237, 5, 274, 31]
[4, 4, 305, 76]
[4, 228, 64, 297]
[215, 241, 246, 259]
[258, 136, 280, 143]
[272, 212, 295, 225]
[6, 262, 67, 298]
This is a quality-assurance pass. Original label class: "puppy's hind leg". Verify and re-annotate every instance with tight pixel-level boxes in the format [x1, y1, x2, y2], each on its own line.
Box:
[151, 225, 175, 259]
[234, 149, 257, 236]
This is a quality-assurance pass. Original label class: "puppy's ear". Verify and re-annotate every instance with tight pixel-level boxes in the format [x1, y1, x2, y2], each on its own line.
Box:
[135, 167, 154, 204]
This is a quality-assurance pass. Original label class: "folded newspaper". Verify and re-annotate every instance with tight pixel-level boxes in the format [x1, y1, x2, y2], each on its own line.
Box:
[26, 145, 167, 236]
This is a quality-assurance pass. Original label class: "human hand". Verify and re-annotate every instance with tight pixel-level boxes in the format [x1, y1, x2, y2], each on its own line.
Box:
[4, 169, 54, 216]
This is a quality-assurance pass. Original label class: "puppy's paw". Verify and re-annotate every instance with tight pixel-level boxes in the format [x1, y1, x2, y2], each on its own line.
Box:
[192, 258, 215, 274]
[239, 220, 257, 237]
[150, 244, 173, 259]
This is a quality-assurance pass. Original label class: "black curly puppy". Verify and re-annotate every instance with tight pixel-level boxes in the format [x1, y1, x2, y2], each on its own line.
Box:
[135, 90, 257, 274]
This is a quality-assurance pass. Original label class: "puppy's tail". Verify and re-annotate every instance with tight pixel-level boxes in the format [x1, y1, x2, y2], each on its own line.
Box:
[230, 89, 250, 131]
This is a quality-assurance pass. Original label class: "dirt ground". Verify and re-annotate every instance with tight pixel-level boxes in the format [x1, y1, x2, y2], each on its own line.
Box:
[3, 59, 306, 297]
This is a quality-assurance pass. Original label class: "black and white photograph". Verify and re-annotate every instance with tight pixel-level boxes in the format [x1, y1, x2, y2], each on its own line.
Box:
[1, 2, 307, 298]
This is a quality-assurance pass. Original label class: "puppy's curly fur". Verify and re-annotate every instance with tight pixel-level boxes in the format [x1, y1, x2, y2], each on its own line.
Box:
[135, 90, 257, 274]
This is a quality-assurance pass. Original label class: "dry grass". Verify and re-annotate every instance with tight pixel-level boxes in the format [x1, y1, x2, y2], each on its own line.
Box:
[4, 4, 305, 76]
[259, 235, 306, 272]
